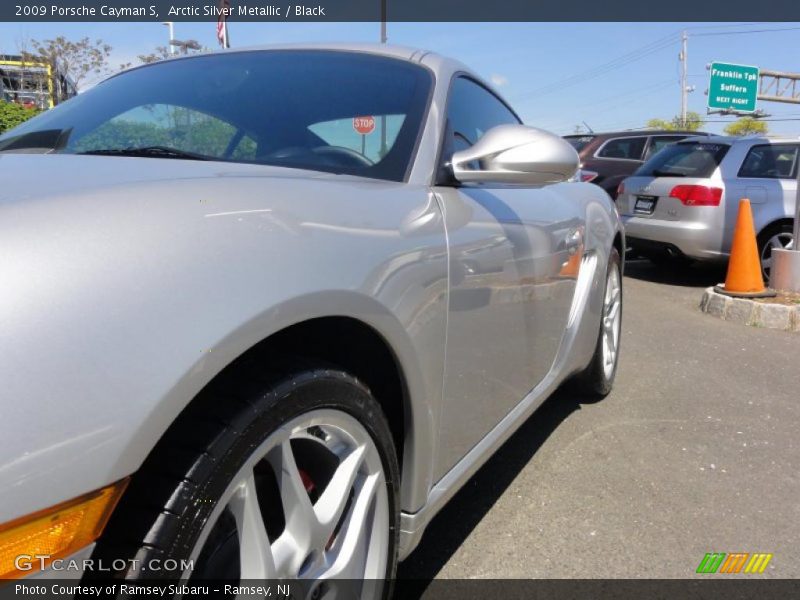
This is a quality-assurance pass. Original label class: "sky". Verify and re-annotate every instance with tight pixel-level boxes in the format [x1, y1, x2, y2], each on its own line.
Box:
[2, 21, 799, 136]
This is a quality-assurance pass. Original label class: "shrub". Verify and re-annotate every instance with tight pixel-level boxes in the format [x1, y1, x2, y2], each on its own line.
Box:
[0, 101, 42, 134]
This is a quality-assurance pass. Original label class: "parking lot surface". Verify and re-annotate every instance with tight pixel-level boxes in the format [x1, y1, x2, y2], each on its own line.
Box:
[399, 259, 800, 579]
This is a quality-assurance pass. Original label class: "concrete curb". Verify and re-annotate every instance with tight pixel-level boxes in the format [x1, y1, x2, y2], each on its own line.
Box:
[700, 287, 800, 333]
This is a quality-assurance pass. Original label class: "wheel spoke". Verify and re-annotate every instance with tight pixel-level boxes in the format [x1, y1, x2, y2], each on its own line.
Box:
[608, 285, 620, 307]
[602, 329, 613, 363]
[228, 472, 276, 579]
[603, 317, 613, 337]
[315, 444, 366, 539]
[268, 439, 318, 570]
[604, 332, 615, 367]
[320, 472, 380, 579]
[606, 299, 620, 322]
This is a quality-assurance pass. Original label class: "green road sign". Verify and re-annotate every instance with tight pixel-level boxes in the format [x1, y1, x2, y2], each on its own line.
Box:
[708, 62, 760, 113]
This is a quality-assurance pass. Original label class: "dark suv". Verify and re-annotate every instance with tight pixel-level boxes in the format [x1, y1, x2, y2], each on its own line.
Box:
[564, 130, 709, 198]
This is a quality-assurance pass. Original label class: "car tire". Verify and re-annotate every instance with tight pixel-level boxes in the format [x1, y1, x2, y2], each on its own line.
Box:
[757, 221, 794, 283]
[571, 247, 622, 398]
[90, 362, 400, 594]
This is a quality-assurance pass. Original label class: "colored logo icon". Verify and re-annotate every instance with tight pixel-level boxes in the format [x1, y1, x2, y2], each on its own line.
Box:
[697, 552, 773, 574]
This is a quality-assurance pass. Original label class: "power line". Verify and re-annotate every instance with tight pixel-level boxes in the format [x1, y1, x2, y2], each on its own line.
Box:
[515, 33, 679, 100]
[562, 79, 676, 112]
[692, 27, 800, 37]
[516, 23, 798, 102]
[525, 22, 800, 133]
[579, 116, 800, 133]
[684, 22, 770, 31]
[702, 117, 800, 122]
[541, 81, 677, 132]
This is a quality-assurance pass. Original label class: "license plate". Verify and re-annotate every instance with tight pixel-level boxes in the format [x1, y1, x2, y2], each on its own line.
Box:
[634, 195, 657, 215]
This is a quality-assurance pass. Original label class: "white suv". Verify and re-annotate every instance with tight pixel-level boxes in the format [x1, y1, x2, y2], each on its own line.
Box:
[617, 135, 796, 278]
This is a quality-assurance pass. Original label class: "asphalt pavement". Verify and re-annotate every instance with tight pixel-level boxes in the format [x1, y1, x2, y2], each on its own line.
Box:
[398, 258, 800, 580]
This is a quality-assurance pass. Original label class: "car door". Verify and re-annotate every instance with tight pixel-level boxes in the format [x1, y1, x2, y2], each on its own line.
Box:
[730, 143, 799, 227]
[432, 76, 584, 479]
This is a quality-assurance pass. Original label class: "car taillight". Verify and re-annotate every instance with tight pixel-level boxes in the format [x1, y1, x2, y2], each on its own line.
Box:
[668, 185, 723, 206]
[580, 170, 599, 183]
[616, 182, 625, 197]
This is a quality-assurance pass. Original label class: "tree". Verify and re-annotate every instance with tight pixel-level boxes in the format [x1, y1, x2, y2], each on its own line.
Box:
[646, 118, 671, 130]
[647, 111, 704, 132]
[138, 46, 172, 64]
[138, 42, 205, 64]
[0, 101, 41, 134]
[24, 36, 112, 102]
[724, 117, 768, 136]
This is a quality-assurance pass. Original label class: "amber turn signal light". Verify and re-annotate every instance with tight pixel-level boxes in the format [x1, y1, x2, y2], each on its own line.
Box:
[0, 479, 128, 579]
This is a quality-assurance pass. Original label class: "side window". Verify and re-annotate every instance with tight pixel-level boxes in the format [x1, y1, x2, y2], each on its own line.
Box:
[597, 137, 647, 160]
[738, 144, 799, 179]
[446, 76, 520, 154]
[646, 136, 687, 160]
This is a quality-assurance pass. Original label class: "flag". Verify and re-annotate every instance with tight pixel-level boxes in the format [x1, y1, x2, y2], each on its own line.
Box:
[216, 0, 230, 48]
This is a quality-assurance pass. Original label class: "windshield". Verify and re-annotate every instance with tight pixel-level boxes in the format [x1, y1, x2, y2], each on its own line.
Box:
[0, 50, 433, 182]
[563, 135, 595, 152]
[635, 141, 730, 178]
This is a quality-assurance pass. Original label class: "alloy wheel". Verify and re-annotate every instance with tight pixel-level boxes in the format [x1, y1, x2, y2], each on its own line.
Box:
[761, 232, 794, 280]
[601, 264, 622, 380]
[186, 409, 390, 588]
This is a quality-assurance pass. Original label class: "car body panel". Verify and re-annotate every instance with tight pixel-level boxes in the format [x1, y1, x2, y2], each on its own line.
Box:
[0, 153, 448, 523]
[0, 44, 623, 565]
[431, 184, 582, 479]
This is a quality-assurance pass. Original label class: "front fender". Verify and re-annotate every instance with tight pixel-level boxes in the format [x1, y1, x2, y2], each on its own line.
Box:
[0, 173, 448, 523]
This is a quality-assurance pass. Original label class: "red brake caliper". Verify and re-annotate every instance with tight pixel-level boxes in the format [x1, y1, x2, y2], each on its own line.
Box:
[300, 469, 337, 550]
[299, 469, 315, 494]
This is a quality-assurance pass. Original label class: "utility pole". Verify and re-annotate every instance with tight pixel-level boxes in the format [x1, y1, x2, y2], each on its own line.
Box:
[379, 0, 388, 158]
[162, 22, 176, 55]
[380, 0, 387, 44]
[680, 30, 688, 128]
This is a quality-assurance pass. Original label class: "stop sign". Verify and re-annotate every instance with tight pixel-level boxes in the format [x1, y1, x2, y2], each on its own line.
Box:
[353, 116, 375, 135]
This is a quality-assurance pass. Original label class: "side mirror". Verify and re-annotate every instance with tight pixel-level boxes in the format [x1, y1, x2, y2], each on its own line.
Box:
[450, 124, 579, 186]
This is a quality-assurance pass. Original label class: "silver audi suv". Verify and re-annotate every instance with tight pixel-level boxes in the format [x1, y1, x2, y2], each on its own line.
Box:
[618, 135, 797, 278]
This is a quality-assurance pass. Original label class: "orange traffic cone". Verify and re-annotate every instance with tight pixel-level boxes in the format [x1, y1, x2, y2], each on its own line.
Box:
[714, 199, 776, 298]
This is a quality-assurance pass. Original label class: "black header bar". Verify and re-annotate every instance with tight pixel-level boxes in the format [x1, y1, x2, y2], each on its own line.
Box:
[3, 0, 800, 22]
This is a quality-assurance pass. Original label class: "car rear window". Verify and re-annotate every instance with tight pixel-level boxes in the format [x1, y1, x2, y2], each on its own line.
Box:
[564, 135, 595, 152]
[738, 144, 799, 179]
[635, 141, 730, 178]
